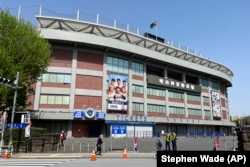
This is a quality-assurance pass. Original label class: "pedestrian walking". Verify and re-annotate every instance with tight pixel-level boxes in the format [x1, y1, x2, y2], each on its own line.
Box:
[215, 137, 220, 150]
[171, 132, 177, 151]
[95, 134, 103, 155]
[165, 131, 171, 151]
[60, 130, 66, 146]
[154, 134, 162, 159]
[156, 134, 163, 151]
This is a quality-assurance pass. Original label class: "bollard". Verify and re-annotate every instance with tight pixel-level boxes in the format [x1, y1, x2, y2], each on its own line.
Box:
[80, 142, 82, 153]
[57, 142, 59, 152]
[103, 143, 105, 152]
[224, 139, 227, 150]
[232, 139, 236, 151]
[72, 141, 74, 152]
[213, 141, 216, 151]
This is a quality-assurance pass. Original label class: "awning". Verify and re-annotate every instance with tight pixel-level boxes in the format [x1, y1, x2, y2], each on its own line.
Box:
[105, 121, 156, 126]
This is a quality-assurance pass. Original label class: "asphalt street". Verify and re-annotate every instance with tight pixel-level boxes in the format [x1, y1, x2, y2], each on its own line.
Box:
[0, 158, 156, 167]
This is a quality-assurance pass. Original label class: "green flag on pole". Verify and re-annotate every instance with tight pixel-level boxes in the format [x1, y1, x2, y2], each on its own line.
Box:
[150, 20, 157, 28]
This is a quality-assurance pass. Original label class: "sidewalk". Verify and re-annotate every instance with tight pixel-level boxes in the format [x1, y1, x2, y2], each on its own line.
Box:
[10, 151, 155, 159]
[1, 136, 237, 159]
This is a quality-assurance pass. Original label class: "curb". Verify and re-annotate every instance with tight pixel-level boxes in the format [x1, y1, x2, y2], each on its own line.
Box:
[9, 152, 155, 159]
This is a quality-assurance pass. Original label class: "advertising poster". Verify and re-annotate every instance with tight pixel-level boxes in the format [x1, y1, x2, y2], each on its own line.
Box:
[211, 91, 221, 119]
[108, 73, 128, 111]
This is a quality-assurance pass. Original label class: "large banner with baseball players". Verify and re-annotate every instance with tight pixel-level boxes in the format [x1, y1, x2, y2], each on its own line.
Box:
[107, 73, 128, 111]
[211, 91, 221, 119]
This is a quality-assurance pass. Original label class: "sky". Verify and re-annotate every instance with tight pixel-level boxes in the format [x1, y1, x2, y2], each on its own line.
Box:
[0, 0, 249, 117]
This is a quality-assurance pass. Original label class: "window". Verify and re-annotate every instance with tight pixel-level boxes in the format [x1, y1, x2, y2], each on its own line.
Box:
[147, 88, 165, 97]
[168, 90, 184, 99]
[40, 95, 48, 104]
[132, 102, 144, 112]
[203, 96, 210, 103]
[42, 73, 71, 83]
[147, 104, 166, 113]
[201, 78, 209, 87]
[132, 85, 144, 94]
[40, 95, 70, 105]
[132, 62, 144, 76]
[211, 81, 219, 90]
[187, 94, 201, 102]
[107, 56, 128, 74]
[188, 108, 202, 116]
[204, 110, 211, 117]
[168, 106, 185, 115]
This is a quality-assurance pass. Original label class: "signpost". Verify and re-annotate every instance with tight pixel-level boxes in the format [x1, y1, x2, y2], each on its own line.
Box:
[9, 72, 19, 151]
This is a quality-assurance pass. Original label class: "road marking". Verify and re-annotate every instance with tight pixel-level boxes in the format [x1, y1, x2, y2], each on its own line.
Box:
[0, 158, 76, 167]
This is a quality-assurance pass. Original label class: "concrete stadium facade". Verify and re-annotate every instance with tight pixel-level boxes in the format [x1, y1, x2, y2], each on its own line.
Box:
[28, 15, 235, 138]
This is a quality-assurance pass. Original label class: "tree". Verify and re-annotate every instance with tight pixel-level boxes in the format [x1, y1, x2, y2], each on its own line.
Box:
[0, 9, 51, 120]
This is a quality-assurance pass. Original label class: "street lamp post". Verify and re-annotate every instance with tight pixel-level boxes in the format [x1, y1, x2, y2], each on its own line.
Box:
[8, 72, 19, 151]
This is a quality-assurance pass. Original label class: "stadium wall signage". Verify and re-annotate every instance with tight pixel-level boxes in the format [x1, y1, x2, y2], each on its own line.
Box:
[147, 75, 202, 93]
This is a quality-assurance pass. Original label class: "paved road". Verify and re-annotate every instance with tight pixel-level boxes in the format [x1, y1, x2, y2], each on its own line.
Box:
[0, 158, 76, 167]
[0, 158, 156, 167]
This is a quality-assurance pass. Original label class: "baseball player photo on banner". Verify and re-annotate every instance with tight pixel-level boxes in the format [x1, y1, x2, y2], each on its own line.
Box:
[107, 73, 128, 111]
[211, 91, 221, 119]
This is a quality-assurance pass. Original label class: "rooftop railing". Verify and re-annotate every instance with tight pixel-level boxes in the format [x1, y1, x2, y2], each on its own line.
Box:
[5, 5, 203, 58]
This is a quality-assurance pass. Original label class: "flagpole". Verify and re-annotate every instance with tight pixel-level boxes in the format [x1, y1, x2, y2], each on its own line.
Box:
[155, 19, 158, 41]
[156, 24, 158, 41]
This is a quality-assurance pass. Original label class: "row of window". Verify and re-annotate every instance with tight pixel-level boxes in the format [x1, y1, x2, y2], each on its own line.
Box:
[188, 108, 202, 116]
[40, 94, 210, 106]
[40, 95, 70, 104]
[41, 73, 214, 103]
[107, 56, 219, 90]
[39, 95, 211, 116]
[42, 56, 220, 91]
[132, 103, 211, 116]
[42, 73, 71, 83]
[39, 90, 211, 105]
[132, 85, 211, 103]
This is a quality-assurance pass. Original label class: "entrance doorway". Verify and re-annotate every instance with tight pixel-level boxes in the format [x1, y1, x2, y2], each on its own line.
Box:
[72, 120, 104, 137]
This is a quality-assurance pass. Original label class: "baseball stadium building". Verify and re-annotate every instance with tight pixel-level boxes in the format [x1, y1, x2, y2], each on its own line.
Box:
[27, 12, 235, 138]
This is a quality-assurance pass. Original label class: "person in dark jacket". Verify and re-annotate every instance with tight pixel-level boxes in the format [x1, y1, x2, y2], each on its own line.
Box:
[154, 134, 162, 159]
[95, 134, 103, 155]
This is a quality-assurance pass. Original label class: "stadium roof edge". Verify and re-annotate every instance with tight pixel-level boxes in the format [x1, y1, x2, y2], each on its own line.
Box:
[35, 16, 233, 80]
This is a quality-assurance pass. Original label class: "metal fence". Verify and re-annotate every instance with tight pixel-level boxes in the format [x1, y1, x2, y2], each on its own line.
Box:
[5, 5, 203, 58]
[54, 136, 238, 153]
